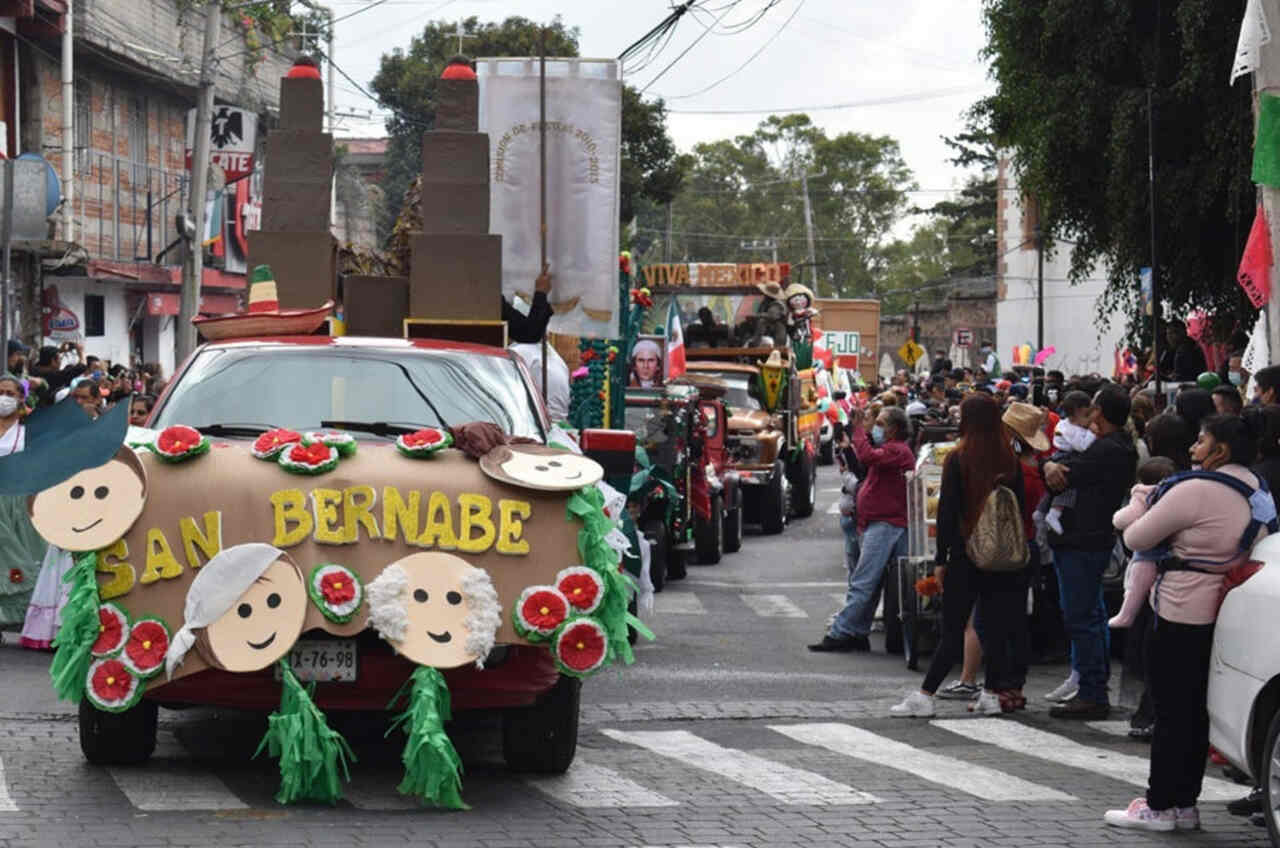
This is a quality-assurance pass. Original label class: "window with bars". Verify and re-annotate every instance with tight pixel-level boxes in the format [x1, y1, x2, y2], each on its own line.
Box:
[74, 78, 90, 166]
[128, 95, 148, 166]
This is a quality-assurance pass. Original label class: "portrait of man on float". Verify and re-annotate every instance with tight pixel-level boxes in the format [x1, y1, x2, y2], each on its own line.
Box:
[629, 337, 664, 388]
[367, 551, 502, 809]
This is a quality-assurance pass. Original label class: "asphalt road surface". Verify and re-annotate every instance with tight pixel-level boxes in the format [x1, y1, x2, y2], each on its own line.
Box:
[0, 465, 1269, 847]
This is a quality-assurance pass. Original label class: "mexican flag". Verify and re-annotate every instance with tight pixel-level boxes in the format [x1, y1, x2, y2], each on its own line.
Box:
[665, 299, 686, 380]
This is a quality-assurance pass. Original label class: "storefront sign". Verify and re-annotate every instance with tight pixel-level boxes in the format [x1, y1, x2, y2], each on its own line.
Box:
[185, 105, 258, 181]
[41, 284, 79, 340]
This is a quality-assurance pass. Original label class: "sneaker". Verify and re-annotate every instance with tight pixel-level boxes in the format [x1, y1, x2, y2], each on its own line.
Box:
[937, 680, 981, 700]
[889, 691, 935, 718]
[1174, 806, 1200, 831]
[968, 690, 1003, 715]
[1103, 798, 1176, 832]
[1228, 786, 1264, 817]
[1049, 696, 1110, 720]
[806, 634, 870, 653]
[1044, 673, 1079, 703]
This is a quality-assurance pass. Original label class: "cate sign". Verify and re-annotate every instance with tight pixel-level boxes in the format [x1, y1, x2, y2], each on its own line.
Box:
[185, 105, 257, 181]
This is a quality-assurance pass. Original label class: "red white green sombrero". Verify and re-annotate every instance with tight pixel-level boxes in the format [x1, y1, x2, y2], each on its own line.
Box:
[192, 265, 332, 341]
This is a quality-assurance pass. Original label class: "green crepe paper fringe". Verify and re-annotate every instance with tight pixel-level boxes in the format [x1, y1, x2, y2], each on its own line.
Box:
[254, 660, 355, 805]
[1256, 93, 1280, 188]
[386, 666, 467, 810]
[49, 551, 101, 703]
[568, 486, 654, 669]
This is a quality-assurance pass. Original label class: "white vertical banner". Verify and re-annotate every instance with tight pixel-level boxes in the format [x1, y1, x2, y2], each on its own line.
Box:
[477, 58, 621, 338]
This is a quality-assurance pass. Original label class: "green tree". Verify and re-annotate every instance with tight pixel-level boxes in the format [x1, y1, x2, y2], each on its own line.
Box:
[370, 16, 683, 244]
[977, 0, 1256, 338]
[639, 114, 914, 297]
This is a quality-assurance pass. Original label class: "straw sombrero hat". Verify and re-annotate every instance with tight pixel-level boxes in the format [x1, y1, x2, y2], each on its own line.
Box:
[783, 282, 815, 305]
[1002, 402, 1050, 453]
[192, 265, 333, 341]
[756, 281, 784, 299]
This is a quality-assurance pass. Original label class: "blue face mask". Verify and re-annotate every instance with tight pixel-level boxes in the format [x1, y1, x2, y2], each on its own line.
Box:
[1229, 371, 1244, 387]
[871, 425, 886, 445]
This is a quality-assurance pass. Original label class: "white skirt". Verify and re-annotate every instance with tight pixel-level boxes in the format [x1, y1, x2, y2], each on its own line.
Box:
[19, 546, 72, 650]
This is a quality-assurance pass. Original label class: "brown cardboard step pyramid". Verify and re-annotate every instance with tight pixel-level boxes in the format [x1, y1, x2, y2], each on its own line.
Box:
[407, 57, 501, 323]
[247, 56, 338, 310]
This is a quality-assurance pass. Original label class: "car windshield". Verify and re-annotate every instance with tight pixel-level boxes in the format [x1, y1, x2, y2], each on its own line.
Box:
[692, 372, 760, 411]
[153, 346, 544, 439]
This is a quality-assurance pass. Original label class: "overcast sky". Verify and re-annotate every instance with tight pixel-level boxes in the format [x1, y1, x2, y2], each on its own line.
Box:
[326, 0, 994, 210]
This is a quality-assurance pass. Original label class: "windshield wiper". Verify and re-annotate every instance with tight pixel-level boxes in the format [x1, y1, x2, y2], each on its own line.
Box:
[320, 420, 429, 438]
[196, 423, 274, 437]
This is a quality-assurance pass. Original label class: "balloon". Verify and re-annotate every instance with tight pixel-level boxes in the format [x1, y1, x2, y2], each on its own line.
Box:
[1033, 346, 1056, 366]
[1196, 372, 1220, 390]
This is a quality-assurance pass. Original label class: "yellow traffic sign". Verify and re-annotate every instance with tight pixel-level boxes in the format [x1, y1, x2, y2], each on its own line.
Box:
[898, 340, 925, 367]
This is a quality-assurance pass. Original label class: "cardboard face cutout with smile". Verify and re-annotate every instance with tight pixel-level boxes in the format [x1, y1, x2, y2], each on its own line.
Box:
[478, 445, 604, 492]
[366, 551, 501, 669]
[29, 448, 148, 552]
[165, 544, 308, 678]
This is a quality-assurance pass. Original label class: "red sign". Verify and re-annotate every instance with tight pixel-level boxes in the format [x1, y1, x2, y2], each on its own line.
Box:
[836, 354, 860, 370]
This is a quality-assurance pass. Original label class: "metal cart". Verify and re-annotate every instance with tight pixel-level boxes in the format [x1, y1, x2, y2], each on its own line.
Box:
[894, 441, 953, 670]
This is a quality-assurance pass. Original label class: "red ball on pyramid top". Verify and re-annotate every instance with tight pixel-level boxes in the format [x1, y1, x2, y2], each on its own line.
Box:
[441, 55, 477, 81]
[286, 55, 322, 80]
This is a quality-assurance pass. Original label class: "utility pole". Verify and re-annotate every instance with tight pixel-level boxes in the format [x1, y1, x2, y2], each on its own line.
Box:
[799, 169, 823, 289]
[665, 201, 673, 262]
[177, 1, 221, 363]
[1036, 223, 1044, 351]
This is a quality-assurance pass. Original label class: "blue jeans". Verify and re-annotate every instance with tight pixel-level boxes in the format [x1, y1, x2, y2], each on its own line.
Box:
[830, 521, 906, 639]
[1052, 547, 1111, 704]
[840, 514, 860, 572]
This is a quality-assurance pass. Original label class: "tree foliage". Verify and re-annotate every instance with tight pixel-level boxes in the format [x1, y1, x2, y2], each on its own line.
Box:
[370, 16, 683, 244]
[637, 114, 913, 298]
[977, 0, 1256, 339]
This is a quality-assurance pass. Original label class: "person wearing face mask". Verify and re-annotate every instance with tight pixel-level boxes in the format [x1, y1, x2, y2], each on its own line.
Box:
[980, 340, 1000, 380]
[809, 405, 914, 652]
[0, 375, 26, 453]
[0, 373, 47, 628]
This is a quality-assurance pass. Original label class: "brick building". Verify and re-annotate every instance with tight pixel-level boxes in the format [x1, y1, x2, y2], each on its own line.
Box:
[878, 277, 997, 373]
[334, 136, 385, 250]
[4, 0, 297, 376]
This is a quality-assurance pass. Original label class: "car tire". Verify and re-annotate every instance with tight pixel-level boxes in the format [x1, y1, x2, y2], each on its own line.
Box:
[723, 488, 743, 553]
[694, 492, 724, 565]
[1261, 707, 1280, 844]
[502, 674, 581, 774]
[760, 460, 787, 535]
[883, 559, 904, 656]
[668, 548, 687, 581]
[643, 518, 668, 593]
[789, 450, 817, 518]
[79, 698, 158, 765]
[819, 438, 835, 466]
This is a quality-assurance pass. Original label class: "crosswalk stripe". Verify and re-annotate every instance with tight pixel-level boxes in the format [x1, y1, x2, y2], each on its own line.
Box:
[601, 729, 877, 806]
[0, 755, 17, 812]
[933, 719, 1241, 802]
[654, 592, 707, 615]
[1086, 721, 1135, 738]
[739, 594, 808, 618]
[771, 723, 1075, 802]
[107, 767, 248, 811]
[826, 501, 841, 515]
[526, 761, 679, 808]
[829, 592, 846, 605]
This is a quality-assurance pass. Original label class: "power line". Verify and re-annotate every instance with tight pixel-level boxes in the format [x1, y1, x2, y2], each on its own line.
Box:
[639, 2, 741, 94]
[665, 84, 986, 114]
[663, 0, 804, 100]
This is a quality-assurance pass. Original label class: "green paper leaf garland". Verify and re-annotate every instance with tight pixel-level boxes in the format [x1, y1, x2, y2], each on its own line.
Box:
[1256, 93, 1280, 188]
[254, 660, 355, 805]
[386, 666, 467, 810]
[50, 551, 102, 703]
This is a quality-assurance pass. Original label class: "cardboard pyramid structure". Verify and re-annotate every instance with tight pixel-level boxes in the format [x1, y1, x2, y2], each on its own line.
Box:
[248, 58, 338, 310]
[345, 56, 503, 339]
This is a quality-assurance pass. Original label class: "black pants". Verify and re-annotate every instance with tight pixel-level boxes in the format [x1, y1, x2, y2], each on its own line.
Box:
[922, 557, 1030, 694]
[1146, 616, 1215, 810]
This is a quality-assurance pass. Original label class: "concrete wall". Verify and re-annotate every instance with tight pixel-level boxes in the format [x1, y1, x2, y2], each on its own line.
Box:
[41, 275, 131, 365]
[996, 157, 1126, 377]
[878, 292, 997, 373]
[140, 314, 175, 381]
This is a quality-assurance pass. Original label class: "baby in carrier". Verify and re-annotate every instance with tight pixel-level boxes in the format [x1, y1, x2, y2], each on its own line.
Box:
[1108, 456, 1177, 628]
[1041, 390, 1095, 535]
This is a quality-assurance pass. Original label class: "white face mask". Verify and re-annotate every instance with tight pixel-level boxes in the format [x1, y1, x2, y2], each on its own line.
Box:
[0, 396, 20, 417]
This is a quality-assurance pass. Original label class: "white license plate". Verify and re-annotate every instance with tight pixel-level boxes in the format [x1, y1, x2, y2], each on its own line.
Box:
[277, 639, 358, 683]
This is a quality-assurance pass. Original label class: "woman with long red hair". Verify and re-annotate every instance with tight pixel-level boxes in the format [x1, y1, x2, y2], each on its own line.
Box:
[891, 394, 1029, 717]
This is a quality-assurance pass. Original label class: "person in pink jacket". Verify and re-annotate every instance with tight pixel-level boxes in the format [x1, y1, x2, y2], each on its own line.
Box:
[1107, 456, 1178, 628]
[1105, 415, 1274, 833]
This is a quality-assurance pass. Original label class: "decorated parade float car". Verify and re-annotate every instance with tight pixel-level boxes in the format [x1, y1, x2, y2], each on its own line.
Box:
[0, 50, 650, 811]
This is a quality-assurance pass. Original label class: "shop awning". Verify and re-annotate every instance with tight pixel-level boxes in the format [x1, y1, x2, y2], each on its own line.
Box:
[146, 293, 241, 317]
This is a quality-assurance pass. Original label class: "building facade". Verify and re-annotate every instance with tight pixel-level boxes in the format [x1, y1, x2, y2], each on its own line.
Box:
[878, 277, 997, 373]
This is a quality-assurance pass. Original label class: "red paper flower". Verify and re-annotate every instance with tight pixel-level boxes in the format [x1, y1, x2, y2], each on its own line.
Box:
[252, 428, 302, 459]
[92, 604, 129, 657]
[555, 566, 605, 614]
[156, 425, 201, 455]
[402, 428, 445, 448]
[580, 349, 596, 363]
[554, 619, 608, 676]
[8, 568, 21, 584]
[289, 442, 332, 464]
[629, 287, 653, 308]
[321, 571, 357, 605]
[91, 659, 133, 702]
[123, 619, 169, 677]
[514, 586, 570, 639]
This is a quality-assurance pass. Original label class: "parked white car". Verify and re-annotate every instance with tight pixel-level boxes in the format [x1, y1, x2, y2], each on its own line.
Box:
[1208, 533, 1280, 843]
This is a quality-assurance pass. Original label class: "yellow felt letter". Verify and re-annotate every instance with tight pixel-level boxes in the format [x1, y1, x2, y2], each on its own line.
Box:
[96, 539, 135, 600]
[140, 528, 183, 584]
[383, 486, 420, 545]
[179, 511, 223, 569]
[457, 493, 496, 554]
[271, 489, 313, 547]
[343, 485, 381, 542]
[418, 491, 458, 550]
[311, 488, 345, 544]
[497, 499, 531, 555]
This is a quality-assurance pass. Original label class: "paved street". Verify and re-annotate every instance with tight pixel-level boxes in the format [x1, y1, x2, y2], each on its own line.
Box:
[0, 465, 1269, 847]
